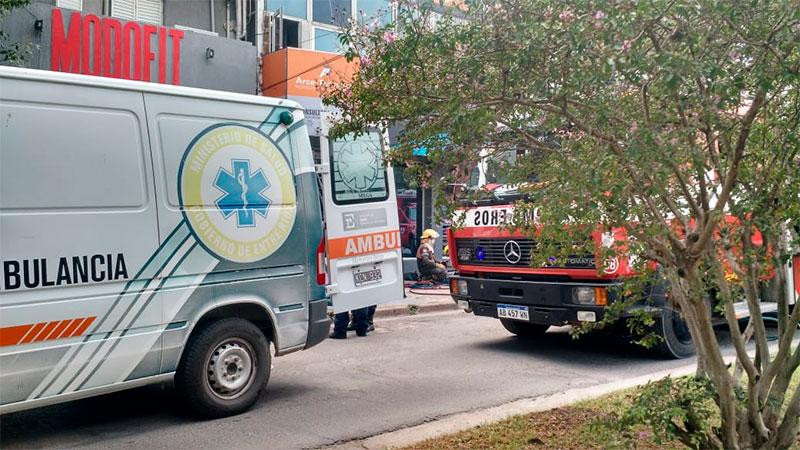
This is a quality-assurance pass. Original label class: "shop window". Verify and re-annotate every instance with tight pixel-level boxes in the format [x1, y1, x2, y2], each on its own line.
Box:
[313, 0, 351, 26]
[394, 167, 418, 254]
[265, 0, 307, 19]
[310, 136, 321, 165]
[281, 18, 300, 48]
[314, 27, 343, 53]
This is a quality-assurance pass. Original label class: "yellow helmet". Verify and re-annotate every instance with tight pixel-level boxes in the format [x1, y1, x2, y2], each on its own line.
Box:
[421, 229, 440, 240]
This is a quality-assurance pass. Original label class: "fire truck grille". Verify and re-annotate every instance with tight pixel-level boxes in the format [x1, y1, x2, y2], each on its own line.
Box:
[454, 238, 596, 268]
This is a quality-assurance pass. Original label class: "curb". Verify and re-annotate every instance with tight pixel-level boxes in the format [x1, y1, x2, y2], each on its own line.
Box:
[324, 363, 700, 450]
[374, 300, 457, 318]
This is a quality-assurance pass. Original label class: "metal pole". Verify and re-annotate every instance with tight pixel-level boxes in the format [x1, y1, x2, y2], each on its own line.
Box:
[415, 187, 423, 254]
[243, 0, 248, 40]
[209, 0, 215, 33]
[269, 13, 274, 53]
[226, 0, 231, 38]
[278, 8, 283, 49]
[236, 0, 242, 39]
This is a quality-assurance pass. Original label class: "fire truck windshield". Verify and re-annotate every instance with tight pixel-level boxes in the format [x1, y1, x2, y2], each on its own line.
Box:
[457, 150, 535, 206]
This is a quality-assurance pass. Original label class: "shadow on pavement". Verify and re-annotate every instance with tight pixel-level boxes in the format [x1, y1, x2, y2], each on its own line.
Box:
[0, 379, 309, 448]
[469, 325, 733, 367]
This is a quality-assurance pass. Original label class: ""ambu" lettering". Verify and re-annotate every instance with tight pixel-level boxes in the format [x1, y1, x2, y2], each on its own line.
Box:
[344, 231, 399, 257]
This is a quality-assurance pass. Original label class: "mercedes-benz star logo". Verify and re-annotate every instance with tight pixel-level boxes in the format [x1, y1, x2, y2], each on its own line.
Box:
[503, 240, 522, 264]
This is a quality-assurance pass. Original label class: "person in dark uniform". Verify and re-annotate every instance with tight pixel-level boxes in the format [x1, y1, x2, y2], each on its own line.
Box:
[416, 229, 447, 283]
[348, 304, 376, 332]
[367, 304, 376, 331]
[330, 307, 370, 339]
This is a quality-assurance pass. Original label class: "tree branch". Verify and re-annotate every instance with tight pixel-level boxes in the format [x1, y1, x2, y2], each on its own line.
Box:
[691, 89, 767, 257]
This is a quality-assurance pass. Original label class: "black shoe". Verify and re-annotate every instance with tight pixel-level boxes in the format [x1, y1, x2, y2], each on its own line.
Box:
[356, 329, 368, 337]
[329, 332, 346, 339]
[367, 324, 375, 332]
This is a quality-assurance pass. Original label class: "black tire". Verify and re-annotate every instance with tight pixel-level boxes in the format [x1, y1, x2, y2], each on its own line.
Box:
[652, 307, 696, 359]
[500, 319, 550, 338]
[176, 318, 271, 418]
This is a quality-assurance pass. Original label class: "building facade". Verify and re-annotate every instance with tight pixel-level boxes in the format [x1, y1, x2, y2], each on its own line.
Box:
[1, 0, 262, 93]
[264, 0, 394, 54]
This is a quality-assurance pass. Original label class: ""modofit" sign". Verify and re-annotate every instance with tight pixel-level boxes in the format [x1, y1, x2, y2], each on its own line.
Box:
[50, 8, 185, 84]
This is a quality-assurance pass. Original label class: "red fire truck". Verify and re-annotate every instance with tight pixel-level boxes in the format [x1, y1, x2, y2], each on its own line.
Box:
[447, 191, 800, 359]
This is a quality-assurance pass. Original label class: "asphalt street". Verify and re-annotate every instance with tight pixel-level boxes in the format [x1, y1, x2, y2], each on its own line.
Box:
[0, 310, 724, 449]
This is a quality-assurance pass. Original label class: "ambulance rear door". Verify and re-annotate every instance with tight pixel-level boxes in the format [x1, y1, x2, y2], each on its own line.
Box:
[319, 130, 404, 312]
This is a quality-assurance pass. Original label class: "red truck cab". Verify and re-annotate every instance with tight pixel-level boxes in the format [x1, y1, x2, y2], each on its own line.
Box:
[448, 202, 800, 358]
[448, 203, 692, 358]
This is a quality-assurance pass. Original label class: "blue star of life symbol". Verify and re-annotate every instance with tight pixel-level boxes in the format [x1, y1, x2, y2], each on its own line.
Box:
[214, 159, 271, 228]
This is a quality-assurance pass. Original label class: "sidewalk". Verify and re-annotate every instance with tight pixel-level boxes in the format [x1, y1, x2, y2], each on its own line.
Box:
[373, 284, 456, 318]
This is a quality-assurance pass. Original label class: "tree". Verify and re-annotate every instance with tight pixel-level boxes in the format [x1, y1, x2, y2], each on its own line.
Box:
[0, 0, 32, 65]
[323, 1, 800, 448]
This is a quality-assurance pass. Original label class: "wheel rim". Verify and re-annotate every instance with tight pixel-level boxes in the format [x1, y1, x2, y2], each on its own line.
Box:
[205, 338, 256, 400]
[670, 310, 693, 345]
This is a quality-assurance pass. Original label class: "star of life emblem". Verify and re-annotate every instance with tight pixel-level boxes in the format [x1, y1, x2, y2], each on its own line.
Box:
[179, 124, 296, 263]
[214, 159, 271, 228]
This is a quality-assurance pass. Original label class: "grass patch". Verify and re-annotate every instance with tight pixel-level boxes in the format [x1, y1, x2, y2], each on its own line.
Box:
[405, 370, 800, 450]
[404, 387, 685, 450]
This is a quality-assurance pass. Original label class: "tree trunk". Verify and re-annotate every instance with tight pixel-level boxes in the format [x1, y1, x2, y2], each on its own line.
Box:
[693, 299, 741, 449]
[676, 264, 742, 449]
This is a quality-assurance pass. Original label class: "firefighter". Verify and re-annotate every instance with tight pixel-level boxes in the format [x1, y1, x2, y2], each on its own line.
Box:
[416, 229, 447, 283]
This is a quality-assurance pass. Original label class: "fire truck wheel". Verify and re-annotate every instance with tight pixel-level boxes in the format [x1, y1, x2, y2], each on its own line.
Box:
[176, 318, 271, 418]
[500, 319, 550, 338]
[653, 307, 696, 359]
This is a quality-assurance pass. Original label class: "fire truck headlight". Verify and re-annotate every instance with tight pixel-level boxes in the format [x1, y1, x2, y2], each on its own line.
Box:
[572, 287, 596, 305]
[457, 280, 469, 296]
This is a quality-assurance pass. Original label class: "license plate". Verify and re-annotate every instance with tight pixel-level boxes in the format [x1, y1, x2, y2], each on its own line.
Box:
[497, 304, 529, 321]
[354, 268, 382, 287]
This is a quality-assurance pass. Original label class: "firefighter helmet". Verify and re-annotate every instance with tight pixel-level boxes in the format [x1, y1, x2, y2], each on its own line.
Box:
[421, 229, 440, 240]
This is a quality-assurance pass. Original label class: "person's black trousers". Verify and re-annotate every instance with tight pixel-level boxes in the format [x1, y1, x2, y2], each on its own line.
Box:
[333, 307, 369, 336]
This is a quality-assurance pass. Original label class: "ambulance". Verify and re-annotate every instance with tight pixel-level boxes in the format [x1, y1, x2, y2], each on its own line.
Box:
[0, 67, 403, 417]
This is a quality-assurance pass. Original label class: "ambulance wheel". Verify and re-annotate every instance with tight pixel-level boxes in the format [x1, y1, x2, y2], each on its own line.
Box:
[500, 319, 549, 338]
[652, 307, 696, 359]
[177, 318, 271, 418]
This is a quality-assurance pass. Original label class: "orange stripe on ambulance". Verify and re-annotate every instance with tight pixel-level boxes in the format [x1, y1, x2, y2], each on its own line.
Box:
[328, 230, 401, 259]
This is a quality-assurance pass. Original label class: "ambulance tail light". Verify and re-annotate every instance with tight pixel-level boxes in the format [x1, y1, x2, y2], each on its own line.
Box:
[316, 238, 328, 285]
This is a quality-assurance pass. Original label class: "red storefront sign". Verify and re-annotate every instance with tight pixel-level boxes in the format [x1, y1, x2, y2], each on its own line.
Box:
[50, 8, 184, 84]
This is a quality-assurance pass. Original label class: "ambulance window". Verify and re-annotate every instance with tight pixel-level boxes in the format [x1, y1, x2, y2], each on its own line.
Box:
[0, 103, 146, 209]
[329, 131, 389, 205]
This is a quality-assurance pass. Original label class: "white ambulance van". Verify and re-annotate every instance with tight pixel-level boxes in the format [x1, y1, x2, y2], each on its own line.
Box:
[0, 67, 404, 417]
